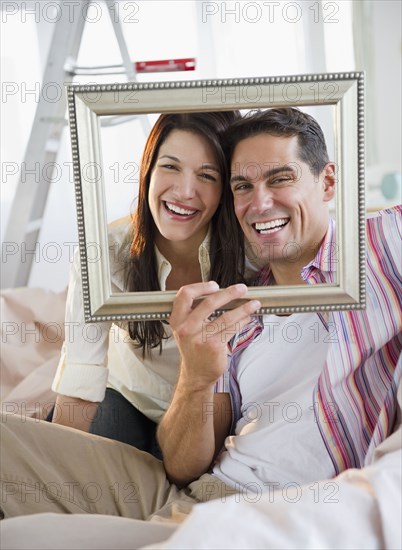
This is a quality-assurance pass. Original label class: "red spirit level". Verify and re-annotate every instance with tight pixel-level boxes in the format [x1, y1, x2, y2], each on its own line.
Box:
[135, 58, 196, 73]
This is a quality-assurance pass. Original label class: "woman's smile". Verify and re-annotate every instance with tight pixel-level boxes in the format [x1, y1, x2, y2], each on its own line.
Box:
[148, 129, 222, 250]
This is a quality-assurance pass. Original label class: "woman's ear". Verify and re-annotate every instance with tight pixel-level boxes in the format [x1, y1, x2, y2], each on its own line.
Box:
[321, 162, 336, 202]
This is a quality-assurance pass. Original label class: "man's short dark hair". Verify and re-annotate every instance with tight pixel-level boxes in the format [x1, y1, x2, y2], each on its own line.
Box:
[224, 107, 330, 177]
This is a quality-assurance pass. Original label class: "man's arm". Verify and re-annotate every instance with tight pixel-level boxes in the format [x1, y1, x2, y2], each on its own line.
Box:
[157, 281, 261, 486]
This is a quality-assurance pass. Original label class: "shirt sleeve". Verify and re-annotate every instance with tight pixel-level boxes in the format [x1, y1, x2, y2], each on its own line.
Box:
[51, 248, 111, 402]
[213, 370, 230, 393]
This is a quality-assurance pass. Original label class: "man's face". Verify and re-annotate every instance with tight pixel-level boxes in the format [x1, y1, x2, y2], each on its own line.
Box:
[230, 134, 335, 270]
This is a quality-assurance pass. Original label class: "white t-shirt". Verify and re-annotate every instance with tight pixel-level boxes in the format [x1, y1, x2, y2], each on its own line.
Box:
[51, 218, 214, 423]
[214, 312, 336, 490]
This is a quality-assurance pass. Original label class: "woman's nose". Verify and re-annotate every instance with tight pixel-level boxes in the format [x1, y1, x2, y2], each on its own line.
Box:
[173, 172, 196, 199]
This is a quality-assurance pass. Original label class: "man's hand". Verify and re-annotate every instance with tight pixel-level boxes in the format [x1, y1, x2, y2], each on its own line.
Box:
[169, 281, 261, 390]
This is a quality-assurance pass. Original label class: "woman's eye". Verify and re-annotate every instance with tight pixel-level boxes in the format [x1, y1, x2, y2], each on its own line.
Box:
[199, 172, 217, 182]
[162, 164, 178, 171]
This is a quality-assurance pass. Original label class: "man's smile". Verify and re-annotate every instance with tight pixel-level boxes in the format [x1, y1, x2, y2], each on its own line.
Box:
[252, 217, 290, 234]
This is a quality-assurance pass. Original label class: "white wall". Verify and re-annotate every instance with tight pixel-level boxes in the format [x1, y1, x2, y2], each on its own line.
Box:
[372, 1, 401, 173]
[1, 0, 401, 291]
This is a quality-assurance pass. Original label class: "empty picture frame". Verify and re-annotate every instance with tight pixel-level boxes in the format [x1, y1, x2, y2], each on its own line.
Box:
[67, 71, 365, 322]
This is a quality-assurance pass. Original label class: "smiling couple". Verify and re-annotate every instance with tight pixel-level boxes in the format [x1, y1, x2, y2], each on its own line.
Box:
[1, 107, 401, 550]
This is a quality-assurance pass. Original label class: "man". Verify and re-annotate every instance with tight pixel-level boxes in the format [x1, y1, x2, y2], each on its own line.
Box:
[159, 108, 401, 491]
[220, 108, 402, 476]
[1, 108, 401, 548]
[155, 109, 401, 548]
[158, 107, 338, 489]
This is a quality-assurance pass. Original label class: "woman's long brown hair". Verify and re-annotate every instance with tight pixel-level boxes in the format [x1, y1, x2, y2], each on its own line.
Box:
[122, 111, 245, 355]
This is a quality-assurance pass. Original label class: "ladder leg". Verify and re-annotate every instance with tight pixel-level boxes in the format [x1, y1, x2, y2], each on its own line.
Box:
[1, 2, 89, 289]
[2, 0, 152, 288]
[105, 0, 151, 135]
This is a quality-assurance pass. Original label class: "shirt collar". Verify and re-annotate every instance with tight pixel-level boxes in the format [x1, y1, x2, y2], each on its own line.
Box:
[255, 218, 337, 286]
[154, 226, 212, 291]
[301, 217, 337, 283]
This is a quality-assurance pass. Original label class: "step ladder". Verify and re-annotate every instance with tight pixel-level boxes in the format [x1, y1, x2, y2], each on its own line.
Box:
[1, 0, 150, 289]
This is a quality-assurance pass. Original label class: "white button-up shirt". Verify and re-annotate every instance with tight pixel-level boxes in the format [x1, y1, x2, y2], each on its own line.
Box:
[52, 217, 214, 423]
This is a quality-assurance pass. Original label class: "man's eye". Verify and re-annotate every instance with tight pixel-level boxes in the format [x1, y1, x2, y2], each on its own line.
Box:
[233, 183, 250, 192]
[271, 176, 291, 185]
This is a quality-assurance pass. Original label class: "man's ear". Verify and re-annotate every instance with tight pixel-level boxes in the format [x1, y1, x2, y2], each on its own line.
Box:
[321, 162, 336, 202]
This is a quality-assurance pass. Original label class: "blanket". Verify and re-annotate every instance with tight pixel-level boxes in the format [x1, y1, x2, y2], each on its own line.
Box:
[1, 287, 67, 419]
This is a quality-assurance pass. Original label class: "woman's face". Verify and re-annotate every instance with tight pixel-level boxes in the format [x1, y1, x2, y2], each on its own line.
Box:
[148, 129, 223, 249]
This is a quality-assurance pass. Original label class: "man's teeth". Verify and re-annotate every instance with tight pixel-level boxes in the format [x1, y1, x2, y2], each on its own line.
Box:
[254, 218, 288, 234]
[165, 202, 196, 216]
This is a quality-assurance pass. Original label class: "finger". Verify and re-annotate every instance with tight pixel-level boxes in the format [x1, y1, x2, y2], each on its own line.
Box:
[204, 299, 261, 343]
[188, 284, 249, 324]
[170, 281, 220, 324]
[217, 299, 261, 328]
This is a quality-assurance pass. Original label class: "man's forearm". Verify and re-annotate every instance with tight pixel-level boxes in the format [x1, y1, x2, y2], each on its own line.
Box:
[157, 378, 217, 486]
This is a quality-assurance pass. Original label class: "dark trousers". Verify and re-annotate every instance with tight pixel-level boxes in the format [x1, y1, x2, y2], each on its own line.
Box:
[46, 388, 162, 459]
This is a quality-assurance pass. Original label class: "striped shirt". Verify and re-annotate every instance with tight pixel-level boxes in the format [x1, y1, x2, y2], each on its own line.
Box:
[228, 205, 402, 475]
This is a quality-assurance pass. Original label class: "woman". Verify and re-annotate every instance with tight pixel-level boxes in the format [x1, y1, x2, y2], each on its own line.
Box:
[50, 111, 244, 457]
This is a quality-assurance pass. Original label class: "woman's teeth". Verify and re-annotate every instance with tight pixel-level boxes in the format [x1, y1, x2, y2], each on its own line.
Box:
[165, 202, 197, 216]
[254, 218, 289, 234]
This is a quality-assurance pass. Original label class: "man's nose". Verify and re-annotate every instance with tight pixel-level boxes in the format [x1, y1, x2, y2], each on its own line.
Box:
[249, 185, 274, 213]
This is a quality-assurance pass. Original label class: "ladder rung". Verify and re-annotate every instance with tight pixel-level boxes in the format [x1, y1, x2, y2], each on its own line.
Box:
[39, 117, 68, 125]
[65, 62, 126, 76]
[25, 219, 43, 234]
[100, 115, 139, 127]
[45, 138, 62, 153]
